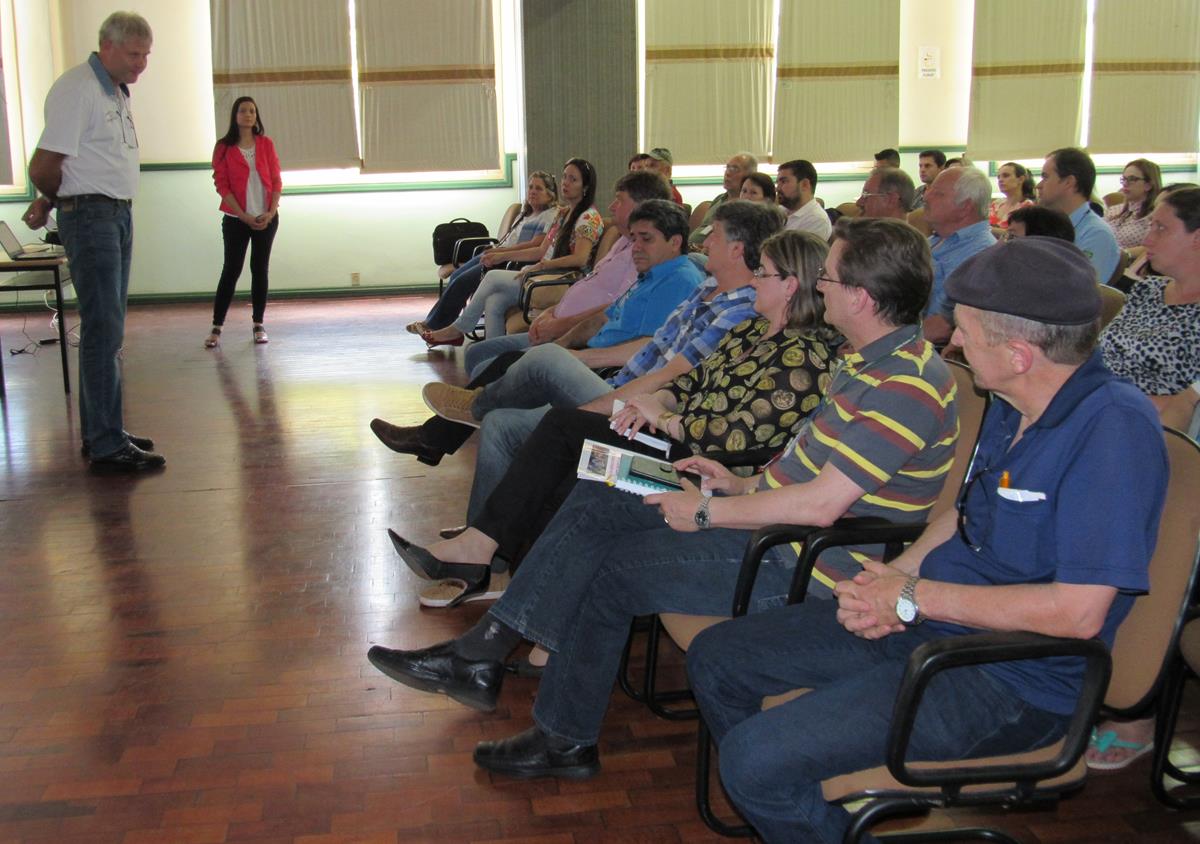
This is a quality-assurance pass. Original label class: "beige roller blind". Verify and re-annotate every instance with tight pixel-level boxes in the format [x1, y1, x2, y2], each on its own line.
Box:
[1089, 0, 1200, 154]
[356, 0, 500, 173]
[644, 0, 773, 164]
[967, 0, 1086, 162]
[773, 0, 899, 163]
[210, 0, 359, 171]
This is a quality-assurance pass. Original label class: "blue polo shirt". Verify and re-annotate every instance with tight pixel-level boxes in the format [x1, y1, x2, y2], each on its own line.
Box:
[928, 221, 997, 319]
[587, 254, 702, 350]
[1070, 201, 1121, 284]
[919, 352, 1167, 715]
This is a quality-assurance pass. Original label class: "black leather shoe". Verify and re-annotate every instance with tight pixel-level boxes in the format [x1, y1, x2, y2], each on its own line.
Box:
[367, 642, 503, 712]
[474, 726, 600, 779]
[81, 432, 153, 458]
[387, 528, 487, 582]
[89, 443, 166, 473]
[369, 418, 443, 466]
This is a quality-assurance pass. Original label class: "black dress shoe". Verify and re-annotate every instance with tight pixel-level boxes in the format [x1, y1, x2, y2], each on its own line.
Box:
[367, 642, 503, 712]
[81, 432, 154, 458]
[387, 528, 488, 582]
[89, 443, 166, 473]
[474, 726, 600, 779]
[369, 418, 443, 466]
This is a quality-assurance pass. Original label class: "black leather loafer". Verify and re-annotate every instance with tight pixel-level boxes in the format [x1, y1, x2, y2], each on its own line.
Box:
[387, 529, 487, 582]
[369, 418, 443, 466]
[474, 726, 600, 779]
[367, 642, 503, 712]
[81, 432, 154, 458]
[89, 443, 166, 473]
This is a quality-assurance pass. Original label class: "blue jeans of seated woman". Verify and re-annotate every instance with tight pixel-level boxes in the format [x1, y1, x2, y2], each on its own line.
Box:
[686, 602, 1070, 843]
[424, 254, 488, 330]
[485, 480, 794, 745]
[58, 199, 134, 458]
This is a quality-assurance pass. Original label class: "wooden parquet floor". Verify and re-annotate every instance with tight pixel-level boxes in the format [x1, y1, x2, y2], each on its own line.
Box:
[1, 296, 1199, 843]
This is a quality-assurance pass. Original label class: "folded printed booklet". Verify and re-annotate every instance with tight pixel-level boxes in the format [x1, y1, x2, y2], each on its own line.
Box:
[576, 439, 685, 495]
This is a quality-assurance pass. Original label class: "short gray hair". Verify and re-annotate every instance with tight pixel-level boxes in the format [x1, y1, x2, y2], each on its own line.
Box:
[877, 167, 916, 212]
[732, 152, 758, 172]
[975, 309, 1099, 365]
[953, 167, 992, 220]
[100, 12, 152, 46]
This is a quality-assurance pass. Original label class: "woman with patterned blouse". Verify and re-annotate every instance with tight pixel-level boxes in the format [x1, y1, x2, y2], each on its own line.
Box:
[1090, 187, 1200, 771]
[1103, 158, 1161, 250]
[390, 229, 838, 605]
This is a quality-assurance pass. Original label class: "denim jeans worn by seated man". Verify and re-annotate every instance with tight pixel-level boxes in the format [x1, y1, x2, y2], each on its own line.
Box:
[58, 198, 134, 459]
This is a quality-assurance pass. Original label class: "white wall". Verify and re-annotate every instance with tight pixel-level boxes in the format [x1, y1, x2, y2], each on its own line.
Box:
[1, 0, 524, 301]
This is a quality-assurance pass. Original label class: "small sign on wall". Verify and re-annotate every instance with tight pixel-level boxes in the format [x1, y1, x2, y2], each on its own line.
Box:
[919, 46, 941, 79]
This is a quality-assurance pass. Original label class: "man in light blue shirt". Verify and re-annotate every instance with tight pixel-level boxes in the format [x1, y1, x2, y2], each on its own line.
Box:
[1039, 147, 1120, 284]
[921, 167, 997, 344]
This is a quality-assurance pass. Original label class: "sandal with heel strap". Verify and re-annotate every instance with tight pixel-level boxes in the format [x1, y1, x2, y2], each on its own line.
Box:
[204, 327, 221, 348]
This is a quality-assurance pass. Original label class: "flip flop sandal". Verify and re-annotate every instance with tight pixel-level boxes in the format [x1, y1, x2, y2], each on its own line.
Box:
[1086, 728, 1154, 771]
[417, 571, 507, 608]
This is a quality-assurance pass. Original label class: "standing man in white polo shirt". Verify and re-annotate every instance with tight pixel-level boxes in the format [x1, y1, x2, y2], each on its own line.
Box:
[23, 12, 163, 472]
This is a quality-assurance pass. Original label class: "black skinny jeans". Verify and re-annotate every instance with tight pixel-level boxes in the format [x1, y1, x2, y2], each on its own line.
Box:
[212, 213, 279, 326]
[474, 406, 689, 570]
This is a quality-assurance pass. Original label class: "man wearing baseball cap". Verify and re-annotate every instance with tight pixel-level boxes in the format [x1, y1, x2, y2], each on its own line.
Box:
[686, 236, 1169, 842]
[644, 147, 683, 205]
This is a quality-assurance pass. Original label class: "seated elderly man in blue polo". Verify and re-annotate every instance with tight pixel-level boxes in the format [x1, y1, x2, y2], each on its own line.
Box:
[686, 236, 1169, 843]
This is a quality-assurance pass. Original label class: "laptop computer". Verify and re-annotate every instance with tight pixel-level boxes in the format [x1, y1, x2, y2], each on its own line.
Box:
[0, 221, 65, 260]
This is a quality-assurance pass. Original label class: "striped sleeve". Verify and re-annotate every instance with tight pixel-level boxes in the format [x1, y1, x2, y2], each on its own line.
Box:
[822, 369, 956, 500]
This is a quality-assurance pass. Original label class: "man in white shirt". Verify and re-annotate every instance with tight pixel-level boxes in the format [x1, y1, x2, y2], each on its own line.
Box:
[776, 159, 832, 241]
[23, 12, 163, 472]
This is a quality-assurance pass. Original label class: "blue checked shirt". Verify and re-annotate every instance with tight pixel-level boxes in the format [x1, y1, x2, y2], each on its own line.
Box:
[608, 278, 758, 387]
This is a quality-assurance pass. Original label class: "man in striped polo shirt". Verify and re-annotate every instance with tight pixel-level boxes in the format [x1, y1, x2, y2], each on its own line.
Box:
[365, 218, 959, 780]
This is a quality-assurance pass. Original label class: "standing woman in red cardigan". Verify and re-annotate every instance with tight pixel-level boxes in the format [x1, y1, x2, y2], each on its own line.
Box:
[205, 96, 282, 347]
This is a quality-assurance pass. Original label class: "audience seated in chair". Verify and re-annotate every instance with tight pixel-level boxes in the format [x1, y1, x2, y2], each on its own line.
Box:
[1038, 147, 1121, 284]
[1005, 205, 1076, 242]
[776, 158, 831, 241]
[422, 157, 604, 347]
[909, 148, 945, 210]
[873, 147, 901, 169]
[370, 202, 771, 478]
[408, 171, 559, 336]
[989, 161, 1036, 229]
[688, 152, 758, 252]
[385, 229, 839, 607]
[1104, 158, 1161, 250]
[920, 166, 997, 344]
[856, 166, 914, 221]
[365, 217, 959, 787]
[687, 236, 1168, 842]
[737, 172, 776, 204]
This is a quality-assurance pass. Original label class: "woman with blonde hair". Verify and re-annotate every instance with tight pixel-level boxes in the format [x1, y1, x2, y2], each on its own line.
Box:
[407, 171, 559, 336]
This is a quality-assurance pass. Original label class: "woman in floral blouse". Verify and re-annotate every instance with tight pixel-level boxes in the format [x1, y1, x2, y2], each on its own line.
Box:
[1104, 158, 1161, 249]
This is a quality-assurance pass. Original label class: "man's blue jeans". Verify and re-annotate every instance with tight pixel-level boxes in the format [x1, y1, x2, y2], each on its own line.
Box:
[464, 332, 531, 379]
[485, 480, 794, 744]
[58, 199, 134, 458]
[686, 602, 1070, 843]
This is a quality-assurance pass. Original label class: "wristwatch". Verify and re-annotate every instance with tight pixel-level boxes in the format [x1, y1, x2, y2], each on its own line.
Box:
[694, 496, 712, 530]
[896, 575, 923, 625]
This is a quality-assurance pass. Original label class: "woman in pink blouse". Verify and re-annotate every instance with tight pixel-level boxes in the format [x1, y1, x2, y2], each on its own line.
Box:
[205, 97, 283, 348]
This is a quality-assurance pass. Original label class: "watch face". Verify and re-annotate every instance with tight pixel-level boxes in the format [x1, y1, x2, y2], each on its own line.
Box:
[896, 598, 917, 623]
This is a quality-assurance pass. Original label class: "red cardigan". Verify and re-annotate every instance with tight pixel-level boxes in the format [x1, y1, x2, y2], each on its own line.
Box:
[212, 134, 282, 215]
